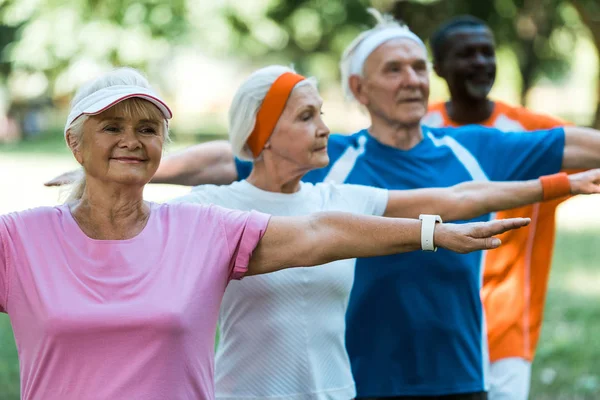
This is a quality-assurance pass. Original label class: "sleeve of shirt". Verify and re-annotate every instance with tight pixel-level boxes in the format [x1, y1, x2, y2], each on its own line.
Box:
[332, 184, 389, 216]
[234, 158, 253, 181]
[217, 207, 271, 281]
[0, 218, 10, 314]
[515, 107, 572, 129]
[454, 126, 566, 181]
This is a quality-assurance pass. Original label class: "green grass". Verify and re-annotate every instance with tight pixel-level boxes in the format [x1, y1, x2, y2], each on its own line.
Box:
[530, 229, 600, 400]
[0, 316, 19, 400]
[0, 205, 598, 399]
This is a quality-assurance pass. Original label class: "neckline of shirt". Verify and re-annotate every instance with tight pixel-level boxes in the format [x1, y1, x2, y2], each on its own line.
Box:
[438, 100, 503, 127]
[235, 180, 312, 202]
[59, 202, 158, 245]
[361, 128, 435, 156]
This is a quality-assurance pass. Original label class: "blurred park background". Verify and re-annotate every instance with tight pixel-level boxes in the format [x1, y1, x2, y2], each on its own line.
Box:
[1, 0, 600, 398]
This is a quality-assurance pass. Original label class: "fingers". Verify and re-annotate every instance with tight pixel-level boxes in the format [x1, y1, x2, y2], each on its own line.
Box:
[573, 169, 600, 194]
[484, 237, 501, 249]
[470, 218, 531, 238]
[44, 178, 70, 187]
[581, 184, 600, 195]
[44, 171, 79, 187]
[590, 168, 600, 181]
[44, 179, 62, 187]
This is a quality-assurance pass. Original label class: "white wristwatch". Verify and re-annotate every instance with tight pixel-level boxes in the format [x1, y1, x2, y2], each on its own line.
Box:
[419, 214, 443, 252]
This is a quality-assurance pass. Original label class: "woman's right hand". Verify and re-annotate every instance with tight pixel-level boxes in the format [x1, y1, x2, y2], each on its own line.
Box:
[44, 169, 81, 186]
[434, 218, 531, 253]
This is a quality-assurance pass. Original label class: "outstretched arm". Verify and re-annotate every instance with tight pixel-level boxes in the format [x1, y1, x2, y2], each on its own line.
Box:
[151, 141, 237, 186]
[563, 126, 600, 170]
[384, 169, 600, 221]
[247, 212, 530, 275]
[45, 140, 237, 187]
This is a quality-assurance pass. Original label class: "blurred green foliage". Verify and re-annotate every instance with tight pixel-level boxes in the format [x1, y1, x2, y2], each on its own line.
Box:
[0, 0, 598, 98]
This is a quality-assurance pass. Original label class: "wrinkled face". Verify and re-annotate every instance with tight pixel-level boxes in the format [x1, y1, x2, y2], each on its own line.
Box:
[437, 27, 496, 100]
[355, 38, 430, 128]
[265, 84, 330, 171]
[68, 99, 165, 187]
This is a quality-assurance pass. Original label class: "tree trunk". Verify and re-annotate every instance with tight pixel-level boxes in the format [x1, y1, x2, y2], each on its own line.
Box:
[572, 0, 600, 128]
[518, 1, 554, 106]
[520, 39, 538, 106]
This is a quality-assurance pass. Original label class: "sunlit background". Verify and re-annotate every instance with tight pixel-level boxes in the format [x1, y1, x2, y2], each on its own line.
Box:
[1, 0, 600, 399]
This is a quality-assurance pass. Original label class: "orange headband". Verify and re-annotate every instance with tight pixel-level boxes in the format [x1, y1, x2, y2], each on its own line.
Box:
[246, 72, 306, 157]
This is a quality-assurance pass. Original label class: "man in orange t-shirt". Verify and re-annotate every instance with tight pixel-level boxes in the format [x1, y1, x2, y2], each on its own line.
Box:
[422, 16, 572, 400]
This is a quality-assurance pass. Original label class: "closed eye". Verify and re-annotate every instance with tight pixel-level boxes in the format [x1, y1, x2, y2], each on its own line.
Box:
[139, 127, 158, 135]
[103, 125, 120, 133]
[299, 110, 314, 121]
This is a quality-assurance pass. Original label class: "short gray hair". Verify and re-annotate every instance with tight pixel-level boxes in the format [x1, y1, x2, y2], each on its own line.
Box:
[339, 8, 427, 101]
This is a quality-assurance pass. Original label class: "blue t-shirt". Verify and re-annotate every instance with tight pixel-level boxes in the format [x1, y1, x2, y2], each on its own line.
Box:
[235, 125, 565, 396]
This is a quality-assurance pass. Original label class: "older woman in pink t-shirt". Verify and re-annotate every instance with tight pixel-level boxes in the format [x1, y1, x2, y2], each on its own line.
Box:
[0, 68, 530, 400]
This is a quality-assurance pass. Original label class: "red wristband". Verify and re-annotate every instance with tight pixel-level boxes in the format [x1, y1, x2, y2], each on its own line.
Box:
[540, 172, 571, 201]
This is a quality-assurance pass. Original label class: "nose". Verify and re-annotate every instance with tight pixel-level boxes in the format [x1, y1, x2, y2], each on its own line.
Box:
[471, 51, 488, 67]
[316, 114, 330, 138]
[118, 127, 142, 150]
[401, 66, 420, 88]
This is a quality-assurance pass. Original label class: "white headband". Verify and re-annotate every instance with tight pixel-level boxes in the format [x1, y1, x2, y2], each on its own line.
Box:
[349, 27, 427, 75]
[64, 85, 172, 136]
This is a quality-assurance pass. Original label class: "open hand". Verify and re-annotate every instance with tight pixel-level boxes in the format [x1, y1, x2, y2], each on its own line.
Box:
[44, 169, 81, 187]
[569, 169, 600, 195]
[434, 218, 531, 254]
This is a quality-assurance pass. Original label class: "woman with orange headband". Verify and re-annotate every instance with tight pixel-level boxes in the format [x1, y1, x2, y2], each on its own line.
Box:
[170, 65, 600, 400]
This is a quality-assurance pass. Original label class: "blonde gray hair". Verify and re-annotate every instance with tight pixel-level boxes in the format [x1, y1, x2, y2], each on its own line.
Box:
[228, 65, 317, 161]
[65, 68, 169, 202]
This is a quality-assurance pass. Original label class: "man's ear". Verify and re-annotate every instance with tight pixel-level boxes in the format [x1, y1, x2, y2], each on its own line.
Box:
[66, 131, 83, 165]
[348, 75, 368, 106]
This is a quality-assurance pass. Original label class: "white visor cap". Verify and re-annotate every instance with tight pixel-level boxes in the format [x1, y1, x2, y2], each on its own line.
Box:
[64, 84, 172, 136]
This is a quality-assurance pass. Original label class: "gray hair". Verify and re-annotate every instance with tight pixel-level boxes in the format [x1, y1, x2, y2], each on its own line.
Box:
[64, 67, 169, 202]
[339, 8, 427, 101]
[228, 65, 317, 161]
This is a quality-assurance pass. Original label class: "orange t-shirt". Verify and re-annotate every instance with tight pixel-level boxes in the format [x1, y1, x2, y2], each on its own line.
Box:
[423, 101, 570, 362]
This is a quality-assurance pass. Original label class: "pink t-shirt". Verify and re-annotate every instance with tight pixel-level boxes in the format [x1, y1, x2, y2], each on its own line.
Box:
[0, 202, 270, 400]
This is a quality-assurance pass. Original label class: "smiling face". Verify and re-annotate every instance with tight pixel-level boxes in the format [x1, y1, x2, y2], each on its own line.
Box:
[67, 98, 166, 187]
[352, 38, 430, 129]
[435, 26, 496, 101]
[264, 83, 330, 172]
